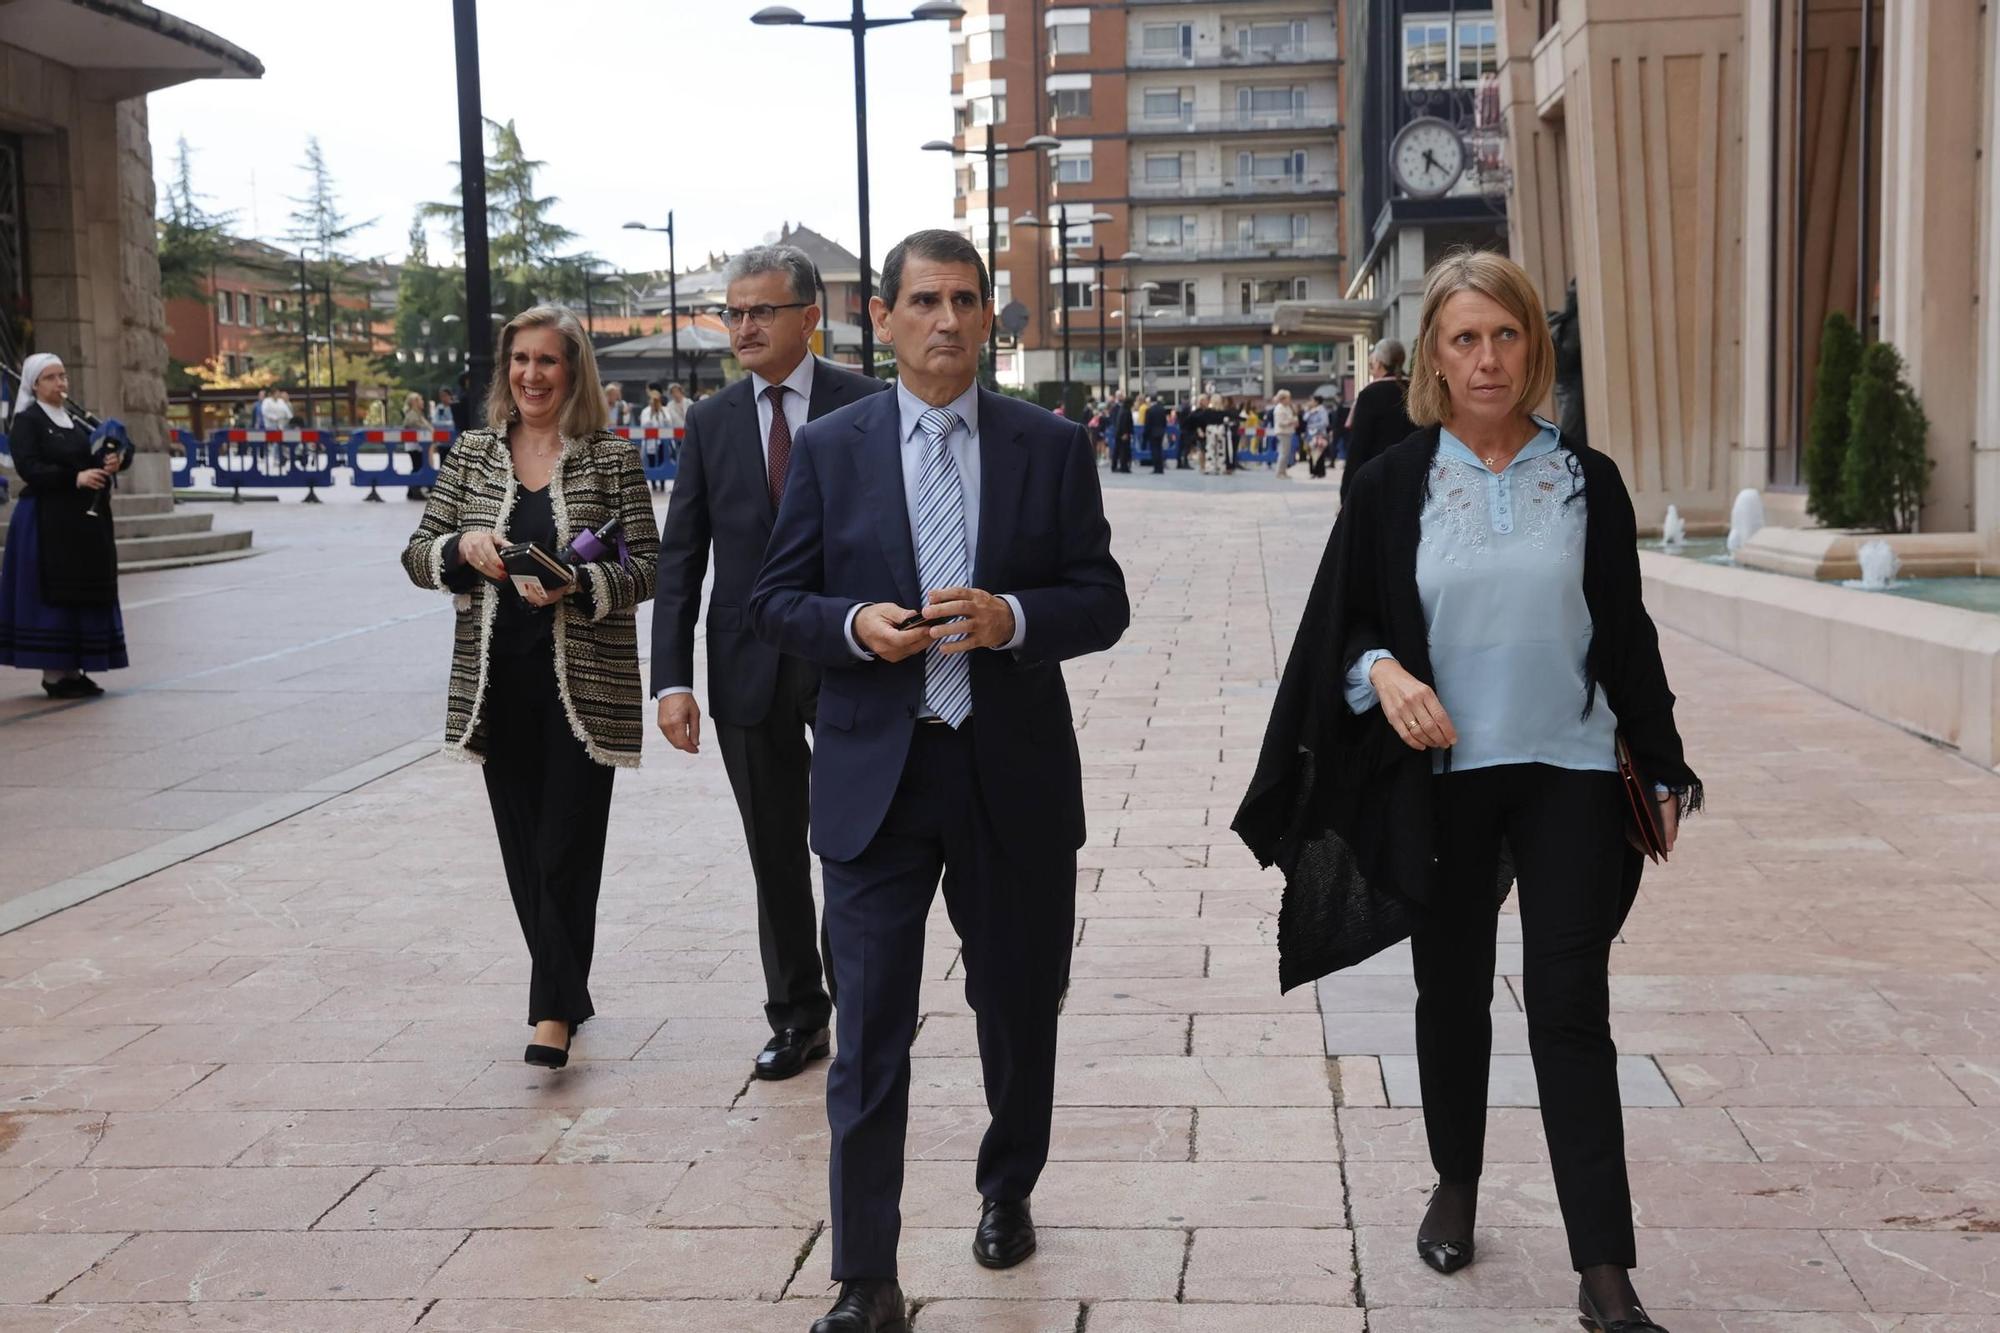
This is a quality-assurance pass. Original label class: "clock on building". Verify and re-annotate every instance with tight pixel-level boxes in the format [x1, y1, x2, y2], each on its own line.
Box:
[1390, 116, 1467, 199]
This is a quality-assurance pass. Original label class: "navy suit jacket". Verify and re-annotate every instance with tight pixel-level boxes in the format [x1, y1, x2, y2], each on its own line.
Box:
[749, 386, 1130, 863]
[649, 359, 887, 725]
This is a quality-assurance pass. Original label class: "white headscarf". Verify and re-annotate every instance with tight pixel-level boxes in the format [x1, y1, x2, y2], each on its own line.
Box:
[12, 353, 73, 430]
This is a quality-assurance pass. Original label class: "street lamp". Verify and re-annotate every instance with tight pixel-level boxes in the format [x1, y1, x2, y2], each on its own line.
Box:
[753, 2, 965, 378]
[1015, 205, 1113, 404]
[1110, 292, 1161, 396]
[1092, 248, 1143, 403]
[922, 128, 1060, 388]
[622, 216, 681, 390]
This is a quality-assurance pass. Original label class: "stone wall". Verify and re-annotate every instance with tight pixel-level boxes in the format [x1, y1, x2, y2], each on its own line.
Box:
[2, 39, 172, 495]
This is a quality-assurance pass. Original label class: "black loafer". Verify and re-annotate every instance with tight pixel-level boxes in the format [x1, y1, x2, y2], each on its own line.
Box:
[972, 1197, 1036, 1269]
[1580, 1285, 1669, 1332]
[809, 1278, 907, 1332]
[755, 1026, 830, 1081]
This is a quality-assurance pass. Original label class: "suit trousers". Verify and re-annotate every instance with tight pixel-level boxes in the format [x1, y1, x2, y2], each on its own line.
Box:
[1111, 436, 1132, 472]
[714, 652, 834, 1034]
[822, 720, 1077, 1280]
[1413, 762, 1635, 1271]
[480, 649, 617, 1028]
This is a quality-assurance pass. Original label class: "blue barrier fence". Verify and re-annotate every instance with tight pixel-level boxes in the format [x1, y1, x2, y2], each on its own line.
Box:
[346, 429, 449, 501]
[617, 426, 682, 487]
[206, 429, 334, 502]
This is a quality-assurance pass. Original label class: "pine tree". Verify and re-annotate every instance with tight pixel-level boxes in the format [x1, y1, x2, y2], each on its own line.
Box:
[1803, 310, 1861, 527]
[424, 118, 578, 315]
[156, 136, 235, 303]
[1842, 341, 1933, 533]
[282, 137, 379, 385]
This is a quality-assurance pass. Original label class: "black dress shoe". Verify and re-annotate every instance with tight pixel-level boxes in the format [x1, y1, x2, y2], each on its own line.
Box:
[809, 1278, 907, 1332]
[1579, 1285, 1669, 1332]
[523, 1043, 568, 1069]
[1416, 1235, 1474, 1274]
[972, 1197, 1036, 1269]
[754, 1026, 830, 1081]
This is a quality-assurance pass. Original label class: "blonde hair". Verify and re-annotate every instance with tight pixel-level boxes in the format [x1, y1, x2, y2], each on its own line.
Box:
[1406, 249, 1555, 428]
[485, 304, 610, 437]
[403, 391, 424, 413]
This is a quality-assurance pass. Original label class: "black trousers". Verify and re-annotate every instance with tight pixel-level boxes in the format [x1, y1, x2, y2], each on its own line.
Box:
[822, 721, 1076, 1280]
[714, 653, 833, 1035]
[1111, 436, 1132, 472]
[1414, 763, 1635, 1271]
[1149, 436, 1166, 473]
[480, 650, 616, 1027]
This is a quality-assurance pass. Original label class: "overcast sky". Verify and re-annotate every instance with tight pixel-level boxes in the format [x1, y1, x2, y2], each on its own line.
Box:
[147, 0, 960, 276]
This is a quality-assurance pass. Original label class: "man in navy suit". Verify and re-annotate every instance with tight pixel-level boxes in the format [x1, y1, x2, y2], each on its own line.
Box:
[651, 245, 888, 1082]
[752, 229, 1129, 1333]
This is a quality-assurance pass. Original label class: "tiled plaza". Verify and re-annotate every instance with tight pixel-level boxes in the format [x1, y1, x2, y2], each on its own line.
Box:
[1, 474, 1998, 1330]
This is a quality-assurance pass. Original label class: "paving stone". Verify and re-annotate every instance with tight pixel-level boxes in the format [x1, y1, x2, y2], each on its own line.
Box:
[62, 1229, 467, 1301]
[426, 1226, 813, 1300]
[1087, 1304, 1366, 1332]
[1180, 1227, 1358, 1304]
[0, 1232, 129, 1302]
[0, 1301, 425, 1331]
[1728, 1107, 2000, 1163]
[418, 1300, 805, 1332]
[1820, 1230, 2000, 1313]
[234, 1108, 573, 1166]
[81, 1112, 291, 1167]
[317, 1162, 689, 1230]
[0, 1111, 106, 1168]
[0, 1164, 365, 1233]
[1659, 1055, 1972, 1108]
[1379, 1054, 1680, 1108]
[794, 1226, 1187, 1301]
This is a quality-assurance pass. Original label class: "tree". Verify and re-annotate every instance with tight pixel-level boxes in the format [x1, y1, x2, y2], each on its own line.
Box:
[1842, 340, 1933, 534]
[277, 137, 380, 391]
[387, 212, 469, 395]
[425, 118, 578, 315]
[156, 136, 235, 302]
[1803, 310, 1861, 527]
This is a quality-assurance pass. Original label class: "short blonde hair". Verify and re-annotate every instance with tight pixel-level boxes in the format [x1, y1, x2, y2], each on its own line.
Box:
[1406, 249, 1554, 428]
[485, 304, 610, 437]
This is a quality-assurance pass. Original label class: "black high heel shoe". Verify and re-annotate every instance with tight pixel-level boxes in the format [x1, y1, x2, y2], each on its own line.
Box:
[1416, 1183, 1476, 1275]
[1579, 1284, 1668, 1332]
[523, 1042, 568, 1069]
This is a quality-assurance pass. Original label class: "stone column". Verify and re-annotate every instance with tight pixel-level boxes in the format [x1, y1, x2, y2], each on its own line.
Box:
[1554, 0, 1745, 527]
[1876, 1, 1979, 534]
[1495, 0, 1572, 310]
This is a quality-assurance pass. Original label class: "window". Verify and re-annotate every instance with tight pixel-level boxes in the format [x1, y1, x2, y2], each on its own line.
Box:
[216, 290, 232, 325]
[993, 220, 1010, 252]
[1144, 154, 1183, 182]
[1239, 20, 1307, 57]
[1146, 214, 1194, 247]
[1143, 88, 1191, 121]
[1239, 86, 1306, 120]
[1054, 278, 1095, 311]
[994, 271, 1013, 316]
[1240, 277, 1309, 312]
[1403, 18, 1450, 88]
[1143, 23, 1192, 58]
[1457, 17, 1499, 83]
[969, 97, 1005, 126]
[952, 40, 965, 75]
[256, 295, 271, 327]
[968, 29, 1005, 63]
[1051, 88, 1092, 119]
[1239, 149, 1309, 181]
[1051, 21, 1089, 55]
[1240, 212, 1308, 245]
[970, 156, 1009, 191]
[1053, 155, 1093, 184]
[1148, 279, 1192, 311]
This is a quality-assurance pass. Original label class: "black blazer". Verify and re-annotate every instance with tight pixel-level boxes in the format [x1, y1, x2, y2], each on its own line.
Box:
[649, 358, 887, 725]
[1235, 426, 1701, 989]
[749, 387, 1129, 862]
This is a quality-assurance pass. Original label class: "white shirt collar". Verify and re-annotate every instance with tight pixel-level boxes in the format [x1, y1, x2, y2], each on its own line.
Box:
[750, 354, 815, 405]
[895, 378, 980, 444]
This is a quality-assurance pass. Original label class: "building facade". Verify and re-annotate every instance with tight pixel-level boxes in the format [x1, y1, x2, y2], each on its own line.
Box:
[1497, 0, 2000, 540]
[946, 1, 1345, 404]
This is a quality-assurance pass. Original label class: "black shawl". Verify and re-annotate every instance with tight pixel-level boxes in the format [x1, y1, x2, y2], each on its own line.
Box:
[1233, 426, 1702, 992]
[9, 402, 125, 607]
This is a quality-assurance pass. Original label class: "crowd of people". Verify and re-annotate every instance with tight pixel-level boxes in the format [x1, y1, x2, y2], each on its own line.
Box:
[1085, 384, 1341, 479]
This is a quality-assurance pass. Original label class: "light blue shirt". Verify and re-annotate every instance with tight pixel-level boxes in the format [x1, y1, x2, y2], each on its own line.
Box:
[843, 380, 1027, 688]
[1346, 420, 1618, 775]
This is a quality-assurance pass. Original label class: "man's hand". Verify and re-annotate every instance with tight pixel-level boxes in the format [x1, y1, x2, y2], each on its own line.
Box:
[853, 603, 935, 663]
[658, 693, 702, 754]
[922, 587, 1015, 655]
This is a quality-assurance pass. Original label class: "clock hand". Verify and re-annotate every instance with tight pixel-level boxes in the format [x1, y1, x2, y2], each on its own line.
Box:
[1423, 148, 1443, 175]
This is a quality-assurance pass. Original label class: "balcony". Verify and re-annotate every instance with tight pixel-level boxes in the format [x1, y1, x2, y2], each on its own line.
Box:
[1127, 42, 1338, 70]
[1130, 240, 1340, 263]
[1128, 172, 1339, 200]
[1133, 305, 1282, 329]
[1129, 108, 1341, 138]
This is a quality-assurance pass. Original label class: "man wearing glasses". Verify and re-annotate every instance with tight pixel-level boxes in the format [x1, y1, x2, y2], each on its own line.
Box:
[651, 245, 887, 1082]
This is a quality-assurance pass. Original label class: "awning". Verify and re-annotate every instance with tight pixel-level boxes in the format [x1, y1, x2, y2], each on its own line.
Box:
[3, 0, 262, 97]
[1271, 298, 1382, 340]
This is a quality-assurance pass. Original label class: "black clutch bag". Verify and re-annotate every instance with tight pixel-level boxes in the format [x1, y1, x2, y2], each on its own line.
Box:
[1616, 732, 1668, 864]
[498, 541, 576, 593]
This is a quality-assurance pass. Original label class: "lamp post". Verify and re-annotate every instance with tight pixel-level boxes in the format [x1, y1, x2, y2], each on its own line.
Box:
[1111, 275, 1159, 395]
[1093, 248, 1141, 403]
[1015, 205, 1113, 405]
[922, 128, 1060, 388]
[753, 2, 966, 378]
[452, 0, 492, 424]
[1111, 300, 1163, 396]
[621, 216, 680, 390]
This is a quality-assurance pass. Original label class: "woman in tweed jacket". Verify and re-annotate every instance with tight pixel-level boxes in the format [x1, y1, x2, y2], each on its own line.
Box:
[402, 304, 659, 1068]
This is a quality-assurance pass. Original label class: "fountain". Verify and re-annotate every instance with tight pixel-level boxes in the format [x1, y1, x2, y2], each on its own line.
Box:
[1659, 504, 1686, 552]
[1849, 539, 1904, 591]
[1726, 488, 1766, 560]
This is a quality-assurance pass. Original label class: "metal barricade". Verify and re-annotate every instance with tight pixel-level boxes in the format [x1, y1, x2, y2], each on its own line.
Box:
[617, 426, 682, 489]
[347, 429, 449, 502]
[205, 428, 334, 502]
[170, 429, 201, 489]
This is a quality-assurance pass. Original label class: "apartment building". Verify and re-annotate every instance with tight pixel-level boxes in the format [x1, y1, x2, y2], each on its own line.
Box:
[946, 2, 1343, 404]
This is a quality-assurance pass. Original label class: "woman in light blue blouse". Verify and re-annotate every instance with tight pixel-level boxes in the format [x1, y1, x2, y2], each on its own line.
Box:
[1237, 251, 1700, 1333]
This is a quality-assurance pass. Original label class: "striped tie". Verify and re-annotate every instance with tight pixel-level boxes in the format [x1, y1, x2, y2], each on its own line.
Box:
[914, 406, 973, 728]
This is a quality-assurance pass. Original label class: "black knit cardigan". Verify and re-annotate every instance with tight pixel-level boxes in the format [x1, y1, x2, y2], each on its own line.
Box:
[1233, 426, 1702, 991]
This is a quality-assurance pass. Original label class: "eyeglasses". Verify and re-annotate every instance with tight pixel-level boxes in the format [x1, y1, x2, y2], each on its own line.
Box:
[719, 302, 810, 329]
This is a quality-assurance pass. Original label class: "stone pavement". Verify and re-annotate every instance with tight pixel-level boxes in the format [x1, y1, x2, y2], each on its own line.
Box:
[1, 468, 1999, 1330]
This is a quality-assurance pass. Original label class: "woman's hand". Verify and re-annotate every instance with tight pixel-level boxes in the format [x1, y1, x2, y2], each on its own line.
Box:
[517, 577, 566, 609]
[103, 452, 123, 475]
[1656, 793, 1680, 856]
[457, 530, 506, 580]
[1371, 657, 1458, 751]
[75, 468, 111, 491]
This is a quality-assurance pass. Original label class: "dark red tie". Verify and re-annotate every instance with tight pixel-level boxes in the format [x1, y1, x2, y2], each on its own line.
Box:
[764, 384, 792, 510]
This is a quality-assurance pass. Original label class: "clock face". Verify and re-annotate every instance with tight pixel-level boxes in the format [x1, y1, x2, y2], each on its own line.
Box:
[1392, 117, 1466, 199]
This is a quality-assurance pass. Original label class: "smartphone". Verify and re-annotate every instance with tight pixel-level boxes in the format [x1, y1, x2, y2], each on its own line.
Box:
[895, 612, 939, 632]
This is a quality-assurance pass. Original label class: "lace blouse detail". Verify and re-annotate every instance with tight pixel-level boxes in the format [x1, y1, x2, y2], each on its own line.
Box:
[1420, 447, 1583, 570]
